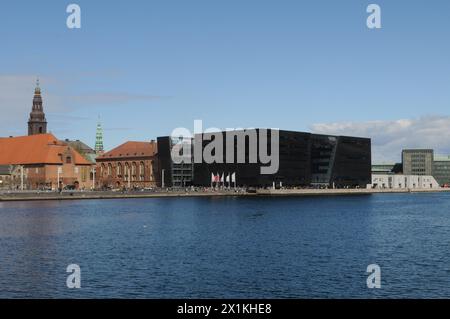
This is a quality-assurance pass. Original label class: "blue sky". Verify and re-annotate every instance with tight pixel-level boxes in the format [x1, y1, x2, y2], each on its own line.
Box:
[1, 0, 450, 162]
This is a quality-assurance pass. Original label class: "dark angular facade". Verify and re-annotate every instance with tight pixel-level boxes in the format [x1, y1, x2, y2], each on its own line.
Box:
[157, 136, 194, 187]
[188, 129, 371, 188]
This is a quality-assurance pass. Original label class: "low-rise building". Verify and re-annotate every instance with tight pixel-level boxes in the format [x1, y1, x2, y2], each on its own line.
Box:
[371, 174, 439, 189]
[0, 134, 93, 190]
[0, 165, 12, 189]
[96, 141, 159, 189]
[0, 165, 26, 190]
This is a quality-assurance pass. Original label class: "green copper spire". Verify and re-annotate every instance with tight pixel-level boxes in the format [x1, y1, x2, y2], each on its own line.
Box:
[95, 118, 104, 154]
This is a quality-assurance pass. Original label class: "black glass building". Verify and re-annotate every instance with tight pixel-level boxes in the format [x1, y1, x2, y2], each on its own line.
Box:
[157, 136, 194, 188]
[158, 129, 371, 188]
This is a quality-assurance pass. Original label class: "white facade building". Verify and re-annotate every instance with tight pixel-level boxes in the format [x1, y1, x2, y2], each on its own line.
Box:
[371, 174, 440, 189]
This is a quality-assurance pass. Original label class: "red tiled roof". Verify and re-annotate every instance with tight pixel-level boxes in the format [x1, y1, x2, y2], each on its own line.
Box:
[98, 141, 157, 160]
[0, 134, 92, 165]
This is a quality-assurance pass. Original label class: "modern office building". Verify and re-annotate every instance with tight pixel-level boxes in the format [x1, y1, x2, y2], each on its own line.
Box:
[189, 129, 371, 188]
[157, 136, 194, 187]
[402, 149, 434, 176]
[372, 163, 396, 175]
[399, 149, 450, 187]
[433, 155, 450, 186]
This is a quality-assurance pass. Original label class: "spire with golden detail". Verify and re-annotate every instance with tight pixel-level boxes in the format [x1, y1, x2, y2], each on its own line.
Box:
[35, 77, 41, 95]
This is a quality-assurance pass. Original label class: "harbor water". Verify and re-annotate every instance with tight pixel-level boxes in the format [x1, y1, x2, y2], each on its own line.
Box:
[1, 193, 450, 298]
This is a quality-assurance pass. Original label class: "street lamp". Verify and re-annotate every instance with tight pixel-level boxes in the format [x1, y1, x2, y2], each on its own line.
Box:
[57, 166, 63, 191]
[92, 166, 96, 190]
[20, 165, 24, 191]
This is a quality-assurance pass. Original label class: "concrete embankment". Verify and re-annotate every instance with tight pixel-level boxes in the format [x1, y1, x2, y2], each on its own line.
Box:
[255, 188, 450, 196]
[1, 188, 450, 202]
[0, 191, 251, 202]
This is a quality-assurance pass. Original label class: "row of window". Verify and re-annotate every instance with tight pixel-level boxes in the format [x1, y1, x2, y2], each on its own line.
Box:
[100, 162, 152, 181]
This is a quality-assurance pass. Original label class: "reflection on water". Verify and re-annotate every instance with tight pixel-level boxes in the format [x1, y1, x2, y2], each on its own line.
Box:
[1, 194, 450, 298]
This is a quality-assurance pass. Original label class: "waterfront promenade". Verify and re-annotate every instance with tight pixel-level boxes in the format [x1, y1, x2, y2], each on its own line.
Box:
[1, 187, 450, 202]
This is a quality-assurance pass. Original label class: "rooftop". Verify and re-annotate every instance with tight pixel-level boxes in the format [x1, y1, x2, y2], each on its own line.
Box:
[402, 149, 434, 153]
[0, 134, 92, 165]
[434, 155, 450, 162]
[65, 139, 96, 154]
[98, 141, 158, 160]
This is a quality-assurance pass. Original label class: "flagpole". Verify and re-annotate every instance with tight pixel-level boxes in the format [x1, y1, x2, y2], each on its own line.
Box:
[232, 172, 236, 190]
[216, 172, 219, 190]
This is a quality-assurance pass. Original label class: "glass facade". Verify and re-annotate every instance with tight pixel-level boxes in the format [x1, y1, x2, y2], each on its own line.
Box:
[157, 136, 194, 188]
[189, 129, 371, 188]
[433, 155, 450, 186]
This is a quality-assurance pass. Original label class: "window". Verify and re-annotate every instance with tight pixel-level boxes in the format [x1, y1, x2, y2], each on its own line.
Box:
[82, 167, 87, 182]
[66, 156, 72, 164]
[139, 162, 145, 181]
[108, 163, 112, 177]
[149, 161, 154, 181]
[124, 163, 130, 180]
[131, 162, 136, 177]
[117, 163, 122, 177]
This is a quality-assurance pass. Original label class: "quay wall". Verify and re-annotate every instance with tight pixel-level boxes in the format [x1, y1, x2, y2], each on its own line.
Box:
[1, 188, 450, 202]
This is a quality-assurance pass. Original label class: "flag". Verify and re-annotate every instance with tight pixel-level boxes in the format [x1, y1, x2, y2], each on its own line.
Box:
[215, 173, 220, 183]
[231, 172, 236, 183]
[220, 173, 224, 183]
[211, 173, 215, 183]
[226, 173, 230, 183]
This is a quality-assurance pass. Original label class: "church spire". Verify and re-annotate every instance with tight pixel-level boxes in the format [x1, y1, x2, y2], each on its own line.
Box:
[28, 78, 47, 135]
[35, 77, 40, 94]
[95, 117, 104, 155]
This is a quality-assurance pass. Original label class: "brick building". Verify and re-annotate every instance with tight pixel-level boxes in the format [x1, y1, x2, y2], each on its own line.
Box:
[0, 165, 29, 190]
[96, 141, 159, 189]
[65, 139, 97, 163]
[0, 134, 94, 190]
[0, 165, 13, 190]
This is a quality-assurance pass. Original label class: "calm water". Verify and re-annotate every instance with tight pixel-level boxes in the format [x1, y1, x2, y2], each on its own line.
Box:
[1, 193, 450, 298]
